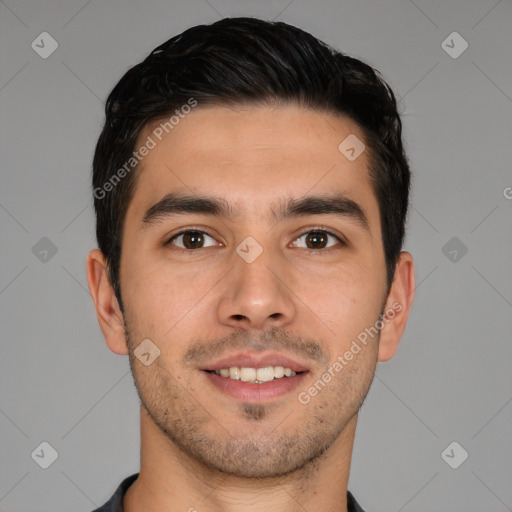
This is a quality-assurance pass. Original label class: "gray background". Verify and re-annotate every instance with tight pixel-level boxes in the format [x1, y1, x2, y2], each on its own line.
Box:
[1, 0, 511, 510]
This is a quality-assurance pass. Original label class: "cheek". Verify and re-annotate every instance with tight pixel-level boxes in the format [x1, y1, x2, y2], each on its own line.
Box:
[122, 257, 222, 349]
[300, 266, 384, 337]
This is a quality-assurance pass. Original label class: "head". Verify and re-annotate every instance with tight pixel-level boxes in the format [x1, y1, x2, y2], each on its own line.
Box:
[88, 17, 414, 479]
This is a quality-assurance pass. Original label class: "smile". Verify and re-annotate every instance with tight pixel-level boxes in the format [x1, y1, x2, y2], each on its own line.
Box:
[209, 365, 298, 383]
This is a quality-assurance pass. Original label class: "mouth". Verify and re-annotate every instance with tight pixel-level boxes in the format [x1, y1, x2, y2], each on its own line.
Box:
[200, 353, 310, 402]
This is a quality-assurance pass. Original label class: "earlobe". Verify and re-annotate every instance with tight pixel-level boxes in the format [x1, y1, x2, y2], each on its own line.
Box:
[377, 251, 415, 362]
[86, 249, 128, 355]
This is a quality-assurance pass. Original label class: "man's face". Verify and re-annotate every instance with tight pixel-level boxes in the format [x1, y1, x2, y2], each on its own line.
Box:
[119, 104, 389, 478]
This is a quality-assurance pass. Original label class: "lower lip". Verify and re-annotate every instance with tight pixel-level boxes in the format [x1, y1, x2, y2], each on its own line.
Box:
[203, 371, 307, 402]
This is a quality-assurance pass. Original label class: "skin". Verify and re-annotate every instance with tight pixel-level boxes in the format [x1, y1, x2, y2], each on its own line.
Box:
[87, 104, 415, 512]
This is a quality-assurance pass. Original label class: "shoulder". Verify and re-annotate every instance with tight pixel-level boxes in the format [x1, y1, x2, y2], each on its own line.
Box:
[347, 490, 367, 512]
[90, 473, 139, 512]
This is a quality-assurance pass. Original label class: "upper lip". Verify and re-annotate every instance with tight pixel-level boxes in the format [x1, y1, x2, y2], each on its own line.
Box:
[199, 352, 310, 373]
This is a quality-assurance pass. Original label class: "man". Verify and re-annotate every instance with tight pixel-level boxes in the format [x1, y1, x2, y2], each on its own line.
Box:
[87, 17, 415, 512]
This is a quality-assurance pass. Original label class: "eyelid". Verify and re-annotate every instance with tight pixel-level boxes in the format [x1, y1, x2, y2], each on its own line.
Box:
[293, 226, 347, 247]
[165, 226, 221, 246]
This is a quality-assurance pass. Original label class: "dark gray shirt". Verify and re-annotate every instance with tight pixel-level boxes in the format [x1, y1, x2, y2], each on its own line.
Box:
[92, 473, 367, 511]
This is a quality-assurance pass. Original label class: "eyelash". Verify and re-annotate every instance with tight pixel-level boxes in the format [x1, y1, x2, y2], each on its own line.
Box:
[165, 226, 346, 254]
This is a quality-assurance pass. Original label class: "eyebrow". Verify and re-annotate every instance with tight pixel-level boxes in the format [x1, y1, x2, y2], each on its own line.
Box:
[140, 192, 370, 233]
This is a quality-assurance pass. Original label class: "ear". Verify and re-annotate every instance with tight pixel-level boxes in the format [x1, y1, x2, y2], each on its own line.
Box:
[377, 251, 415, 362]
[86, 249, 128, 355]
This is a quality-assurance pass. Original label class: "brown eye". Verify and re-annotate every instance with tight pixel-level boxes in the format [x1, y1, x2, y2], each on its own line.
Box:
[182, 232, 204, 249]
[167, 230, 216, 250]
[291, 230, 343, 250]
[305, 231, 328, 249]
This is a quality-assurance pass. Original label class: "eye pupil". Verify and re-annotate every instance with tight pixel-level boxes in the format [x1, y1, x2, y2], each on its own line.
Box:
[306, 231, 327, 249]
[183, 231, 204, 249]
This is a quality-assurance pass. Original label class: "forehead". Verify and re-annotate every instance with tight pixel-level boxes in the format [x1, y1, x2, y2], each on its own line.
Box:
[125, 104, 379, 229]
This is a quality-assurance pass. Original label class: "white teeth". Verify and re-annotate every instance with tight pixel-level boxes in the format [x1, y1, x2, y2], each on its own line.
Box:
[240, 367, 257, 382]
[274, 365, 285, 378]
[213, 365, 298, 382]
[256, 367, 274, 382]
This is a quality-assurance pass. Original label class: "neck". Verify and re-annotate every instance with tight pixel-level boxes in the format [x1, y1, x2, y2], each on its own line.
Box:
[124, 406, 358, 512]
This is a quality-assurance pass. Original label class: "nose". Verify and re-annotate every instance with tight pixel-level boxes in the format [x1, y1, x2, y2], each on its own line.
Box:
[217, 247, 296, 331]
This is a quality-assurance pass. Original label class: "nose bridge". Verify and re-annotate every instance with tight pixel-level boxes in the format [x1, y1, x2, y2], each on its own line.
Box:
[217, 237, 295, 330]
